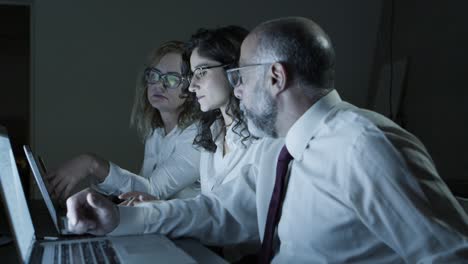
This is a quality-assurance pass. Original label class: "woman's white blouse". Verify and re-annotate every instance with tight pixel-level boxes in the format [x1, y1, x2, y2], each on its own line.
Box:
[200, 120, 253, 194]
[97, 123, 201, 200]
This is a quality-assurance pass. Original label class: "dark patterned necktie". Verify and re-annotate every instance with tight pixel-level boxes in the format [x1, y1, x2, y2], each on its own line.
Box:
[258, 145, 293, 263]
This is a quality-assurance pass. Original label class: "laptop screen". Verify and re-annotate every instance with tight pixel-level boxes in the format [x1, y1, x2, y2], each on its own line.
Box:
[23, 145, 60, 233]
[0, 126, 35, 262]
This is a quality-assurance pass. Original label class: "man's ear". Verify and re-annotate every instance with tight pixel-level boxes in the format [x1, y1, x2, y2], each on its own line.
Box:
[268, 62, 288, 96]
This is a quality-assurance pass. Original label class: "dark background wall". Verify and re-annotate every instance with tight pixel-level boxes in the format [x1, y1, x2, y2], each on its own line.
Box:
[31, 0, 382, 173]
[391, 0, 468, 183]
[0, 4, 30, 195]
[2, 0, 467, 193]
[367, 0, 468, 188]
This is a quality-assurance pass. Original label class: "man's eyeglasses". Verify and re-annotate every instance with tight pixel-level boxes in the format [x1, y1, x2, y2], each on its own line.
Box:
[191, 64, 231, 82]
[144, 67, 188, 89]
[226, 63, 272, 88]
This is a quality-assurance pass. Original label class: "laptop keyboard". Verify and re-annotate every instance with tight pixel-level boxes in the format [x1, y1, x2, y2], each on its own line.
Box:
[53, 240, 120, 264]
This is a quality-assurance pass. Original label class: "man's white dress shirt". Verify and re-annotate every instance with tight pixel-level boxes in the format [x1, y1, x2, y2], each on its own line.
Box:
[109, 90, 468, 263]
[97, 124, 201, 200]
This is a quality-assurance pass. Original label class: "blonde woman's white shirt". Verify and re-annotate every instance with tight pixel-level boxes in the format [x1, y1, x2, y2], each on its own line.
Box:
[97, 123, 201, 200]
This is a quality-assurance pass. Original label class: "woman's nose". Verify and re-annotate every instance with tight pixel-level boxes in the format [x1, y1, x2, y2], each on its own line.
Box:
[188, 78, 199, 92]
[148, 82, 165, 92]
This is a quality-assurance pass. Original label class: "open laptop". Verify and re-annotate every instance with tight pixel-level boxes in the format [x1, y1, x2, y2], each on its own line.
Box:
[0, 126, 196, 263]
[23, 145, 69, 236]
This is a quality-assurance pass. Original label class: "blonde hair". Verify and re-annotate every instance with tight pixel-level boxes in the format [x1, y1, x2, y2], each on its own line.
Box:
[130, 41, 200, 140]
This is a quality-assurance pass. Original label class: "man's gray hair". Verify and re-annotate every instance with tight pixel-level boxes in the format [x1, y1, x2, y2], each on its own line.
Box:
[252, 17, 335, 90]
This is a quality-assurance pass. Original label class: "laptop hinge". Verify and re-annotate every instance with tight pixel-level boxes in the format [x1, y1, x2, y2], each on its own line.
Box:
[29, 241, 44, 264]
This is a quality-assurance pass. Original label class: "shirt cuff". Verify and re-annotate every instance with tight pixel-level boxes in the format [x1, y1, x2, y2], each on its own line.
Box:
[95, 162, 126, 195]
[108, 205, 148, 236]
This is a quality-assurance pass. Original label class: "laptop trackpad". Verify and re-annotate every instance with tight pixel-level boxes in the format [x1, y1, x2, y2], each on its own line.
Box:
[111, 235, 196, 263]
[124, 240, 159, 255]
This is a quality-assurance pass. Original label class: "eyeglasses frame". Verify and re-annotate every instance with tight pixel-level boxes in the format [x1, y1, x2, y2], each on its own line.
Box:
[225, 63, 273, 88]
[144, 67, 190, 90]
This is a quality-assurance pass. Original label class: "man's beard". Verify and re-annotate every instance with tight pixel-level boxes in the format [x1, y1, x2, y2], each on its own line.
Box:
[241, 82, 278, 138]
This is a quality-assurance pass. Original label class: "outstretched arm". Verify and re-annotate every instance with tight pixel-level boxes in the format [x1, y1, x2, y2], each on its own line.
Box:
[46, 154, 109, 201]
[109, 164, 259, 246]
[97, 133, 200, 200]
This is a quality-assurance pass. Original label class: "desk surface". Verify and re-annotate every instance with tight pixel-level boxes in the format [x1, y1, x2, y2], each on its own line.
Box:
[0, 200, 227, 264]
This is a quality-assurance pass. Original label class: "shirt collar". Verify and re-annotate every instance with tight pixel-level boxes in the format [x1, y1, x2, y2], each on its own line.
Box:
[210, 119, 223, 138]
[210, 119, 248, 150]
[285, 89, 342, 160]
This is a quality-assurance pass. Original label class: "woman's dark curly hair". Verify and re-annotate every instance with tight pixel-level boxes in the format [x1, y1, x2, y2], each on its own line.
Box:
[183, 25, 250, 152]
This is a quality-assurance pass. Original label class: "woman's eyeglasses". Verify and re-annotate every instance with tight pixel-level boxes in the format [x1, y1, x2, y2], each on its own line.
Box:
[191, 64, 231, 82]
[144, 67, 188, 89]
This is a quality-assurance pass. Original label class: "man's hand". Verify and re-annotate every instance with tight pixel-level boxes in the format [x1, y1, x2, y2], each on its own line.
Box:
[66, 188, 119, 235]
[118, 191, 157, 206]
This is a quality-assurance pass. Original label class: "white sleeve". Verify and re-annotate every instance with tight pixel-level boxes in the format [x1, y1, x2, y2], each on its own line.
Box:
[133, 138, 201, 199]
[96, 130, 201, 199]
[95, 162, 132, 196]
[109, 163, 259, 246]
[347, 130, 468, 263]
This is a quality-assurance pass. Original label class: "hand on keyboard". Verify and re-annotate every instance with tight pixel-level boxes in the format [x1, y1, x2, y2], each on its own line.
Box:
[66, 188, 119, 235]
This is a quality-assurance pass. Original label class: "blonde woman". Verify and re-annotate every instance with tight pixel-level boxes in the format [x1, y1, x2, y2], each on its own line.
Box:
[47, 41, 202, 201]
